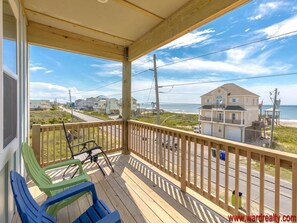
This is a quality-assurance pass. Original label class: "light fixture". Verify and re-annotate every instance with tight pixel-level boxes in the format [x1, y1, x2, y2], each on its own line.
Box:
[97, 0, 109, 3]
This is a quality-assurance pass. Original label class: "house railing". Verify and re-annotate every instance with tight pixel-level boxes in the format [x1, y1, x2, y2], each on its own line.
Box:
[31, 120, 123, 166]
[200, 116, 211, 121]
[225, 119, 242, 125]
[128, 120, 297, 217]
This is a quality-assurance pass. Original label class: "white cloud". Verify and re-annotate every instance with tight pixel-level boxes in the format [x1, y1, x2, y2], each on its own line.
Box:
[248, 1, 283, 21]
[159, 29, 215, 50]
[90, 62, 122, 78]
[30, 63, 53, 74]
[258, 15, 297, 39]
[30, 66, 46, 72]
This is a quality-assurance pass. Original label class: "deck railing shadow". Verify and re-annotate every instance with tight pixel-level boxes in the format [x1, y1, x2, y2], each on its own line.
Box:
[125, 155, 229, 223]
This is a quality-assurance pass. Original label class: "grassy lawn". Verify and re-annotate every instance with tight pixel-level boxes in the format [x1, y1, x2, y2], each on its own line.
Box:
[134, 112, 198, 131]
[30, 110, 81, 127]
[273, 126, 297, 154]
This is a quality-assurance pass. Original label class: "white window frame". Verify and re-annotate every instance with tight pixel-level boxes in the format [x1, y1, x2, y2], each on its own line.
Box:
[0, 0, 19, 171]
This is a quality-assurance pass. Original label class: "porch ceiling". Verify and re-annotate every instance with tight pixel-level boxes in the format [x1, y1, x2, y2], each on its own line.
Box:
[23, 0, 249, 62]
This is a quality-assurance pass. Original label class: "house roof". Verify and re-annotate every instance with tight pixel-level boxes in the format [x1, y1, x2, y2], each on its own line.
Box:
[225, 106, 246, 111]
[23, 0, 249, 62]
[201, 83, 259, 97]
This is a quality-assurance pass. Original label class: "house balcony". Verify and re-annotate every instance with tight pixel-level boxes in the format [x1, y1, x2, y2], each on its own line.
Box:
[200, 117, 244, 125]
[16, 120, 297, 222]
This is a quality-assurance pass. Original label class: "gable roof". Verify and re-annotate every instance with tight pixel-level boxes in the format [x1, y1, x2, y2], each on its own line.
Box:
[201, 83, 259, 97]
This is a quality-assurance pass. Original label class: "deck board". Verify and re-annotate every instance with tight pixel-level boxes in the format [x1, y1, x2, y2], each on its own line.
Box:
[14, 154, 229, 223]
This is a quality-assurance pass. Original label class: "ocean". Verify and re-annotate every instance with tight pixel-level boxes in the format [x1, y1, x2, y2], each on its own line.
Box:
[140, 103, 297, 121]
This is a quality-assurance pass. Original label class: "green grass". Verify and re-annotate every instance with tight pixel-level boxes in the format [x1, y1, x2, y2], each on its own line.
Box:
[273, 126, 297, 154]
[30, 110, 81, 127]
[134, 112, 198, 131]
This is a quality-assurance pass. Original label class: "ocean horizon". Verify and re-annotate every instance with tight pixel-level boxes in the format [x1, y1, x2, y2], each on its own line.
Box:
[139, 102, 297, 121]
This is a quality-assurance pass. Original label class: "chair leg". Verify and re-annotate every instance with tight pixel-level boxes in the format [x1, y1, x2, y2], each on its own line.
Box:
[71, 167, 79, 179]
[95, 161, 106, 177]
[63, 165, 72, 179]
[100, 150, 114, 173]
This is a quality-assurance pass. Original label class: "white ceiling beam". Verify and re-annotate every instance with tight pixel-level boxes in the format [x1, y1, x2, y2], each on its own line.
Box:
[27, 22, 125, 61]
[129, 0, 250, 61]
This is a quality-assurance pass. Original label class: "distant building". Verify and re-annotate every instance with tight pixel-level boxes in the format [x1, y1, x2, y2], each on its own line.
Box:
[30, 100, 51, 110]
[119, 97, 137, 115]
[199, 83, 259, 142]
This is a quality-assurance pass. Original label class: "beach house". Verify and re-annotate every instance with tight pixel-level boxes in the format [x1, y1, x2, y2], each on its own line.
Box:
[199, 83, 259, 142]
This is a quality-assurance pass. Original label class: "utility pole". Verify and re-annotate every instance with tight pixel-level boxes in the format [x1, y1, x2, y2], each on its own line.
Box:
[68, 89, 74, 120]
[153, 54, 160, 125]
[153, 54, 163, 166]
[269, 88, 278, 148]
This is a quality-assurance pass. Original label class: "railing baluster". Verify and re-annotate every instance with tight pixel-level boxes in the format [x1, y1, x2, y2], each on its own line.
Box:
[53, 126, 56, 163]
[246, 151, 251, 216]
[187, 137, 191, 184]
[275, 158, 280, 216]
[216, 143, 220, 204]
[224, 145, 229, 210]
[181, 133, 187, 192]
[208, 141, 212, 198]
[260, 154, 265, 215]
[234, 148, 239, 214]
[59, 125, 62, 162]
[292, 162, 297, 217]
[194, 138, 197, 189]
[46, 127, 49, 165]
[200, 140, 204, 194]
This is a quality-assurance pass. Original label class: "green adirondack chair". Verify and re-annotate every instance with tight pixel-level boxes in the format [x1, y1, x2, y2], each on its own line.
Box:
[21, 143, 90, 216]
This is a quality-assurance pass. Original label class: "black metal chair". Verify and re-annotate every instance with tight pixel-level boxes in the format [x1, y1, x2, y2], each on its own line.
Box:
[62, 120, 114, 177]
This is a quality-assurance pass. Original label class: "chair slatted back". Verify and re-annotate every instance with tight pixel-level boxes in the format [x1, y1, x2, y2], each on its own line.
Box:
[22, 143, 53, 196]
[10, 171, 55, 223]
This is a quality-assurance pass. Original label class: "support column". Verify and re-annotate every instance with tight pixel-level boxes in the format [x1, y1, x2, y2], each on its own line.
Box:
[122, 48, 131, 155]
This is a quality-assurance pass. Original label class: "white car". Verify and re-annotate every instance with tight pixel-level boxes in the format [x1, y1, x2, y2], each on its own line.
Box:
[193, 126, 200, 133]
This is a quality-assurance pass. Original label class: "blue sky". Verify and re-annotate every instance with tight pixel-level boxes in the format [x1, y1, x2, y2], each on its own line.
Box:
[29, 0, 297, 105]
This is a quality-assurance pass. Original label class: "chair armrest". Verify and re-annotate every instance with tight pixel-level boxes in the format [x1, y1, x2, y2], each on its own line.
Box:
[71, 139, 96, 148]
[73, 145, 103, 157]
[41, 181, 98, 212]
[39, 174, 89, 192]
[96, 211, 121, 223]
[43, 159, 83, 172]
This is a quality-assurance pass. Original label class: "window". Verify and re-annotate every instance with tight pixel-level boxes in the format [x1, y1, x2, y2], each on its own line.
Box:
[216, 95, 223, 104]
[232, 113, 236, 120]
[2, 0, 17, 148]
[231, 98, 237, 103]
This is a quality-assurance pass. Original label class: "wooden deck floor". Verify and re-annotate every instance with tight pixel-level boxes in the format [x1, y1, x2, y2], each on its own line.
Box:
[12, 154, 229, 223]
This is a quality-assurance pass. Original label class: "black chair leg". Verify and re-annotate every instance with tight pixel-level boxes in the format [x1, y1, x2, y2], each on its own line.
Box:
[71, 167, 80, 179]
[95, 161, 106, 177]
[63, 164, 72, 179]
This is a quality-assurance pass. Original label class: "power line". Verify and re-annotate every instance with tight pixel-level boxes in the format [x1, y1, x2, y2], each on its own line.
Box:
[156, 29, 297, 69]
[158, 72, 297, 88]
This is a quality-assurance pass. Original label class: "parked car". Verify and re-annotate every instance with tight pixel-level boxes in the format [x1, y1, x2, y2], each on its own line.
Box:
[162, 139, 178, 152]
[193, 125, 200, 133]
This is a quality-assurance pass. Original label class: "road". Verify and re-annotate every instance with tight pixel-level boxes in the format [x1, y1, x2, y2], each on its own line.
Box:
[60, 107, 104, 122]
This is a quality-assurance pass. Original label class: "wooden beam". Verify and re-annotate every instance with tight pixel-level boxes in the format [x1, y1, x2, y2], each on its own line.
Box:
[129, 0, 250, 61]
[25, 9, 133, 46]
[27, 22, 125, 61]
[122, 48, 131, 154]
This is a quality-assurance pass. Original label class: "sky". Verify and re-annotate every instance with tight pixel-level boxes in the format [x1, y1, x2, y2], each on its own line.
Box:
[28, 0, 297, 105]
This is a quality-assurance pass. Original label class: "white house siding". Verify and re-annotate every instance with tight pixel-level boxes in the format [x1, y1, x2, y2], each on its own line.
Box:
[0, 0, 28, 222]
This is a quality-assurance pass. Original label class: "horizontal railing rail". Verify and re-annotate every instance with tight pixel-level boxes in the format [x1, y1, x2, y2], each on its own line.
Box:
[31, 120, 123, 166]
[128, 120, 297, 217]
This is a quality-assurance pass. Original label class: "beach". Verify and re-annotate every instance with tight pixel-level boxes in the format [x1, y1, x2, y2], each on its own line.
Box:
[280, 120, 297, 128]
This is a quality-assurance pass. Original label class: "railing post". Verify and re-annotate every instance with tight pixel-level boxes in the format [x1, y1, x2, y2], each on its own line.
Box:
[181, 134, 187, 192]
[122, 47, 131, 155]
[32, 124, 41, 165]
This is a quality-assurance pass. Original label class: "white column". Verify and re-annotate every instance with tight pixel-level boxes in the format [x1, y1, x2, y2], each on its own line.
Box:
[241, 111, 244, 125]
[211, 110, 213, 122]
[223, 110, 226, 123]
